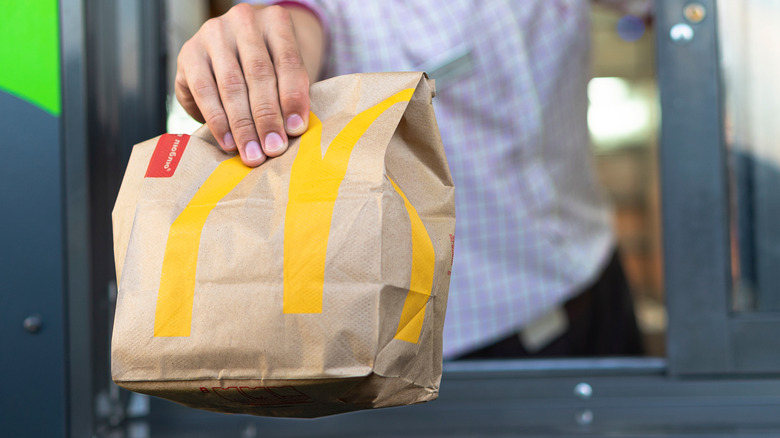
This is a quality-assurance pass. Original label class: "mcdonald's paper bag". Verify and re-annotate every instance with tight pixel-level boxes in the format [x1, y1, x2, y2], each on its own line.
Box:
[111, 72, 455, 418]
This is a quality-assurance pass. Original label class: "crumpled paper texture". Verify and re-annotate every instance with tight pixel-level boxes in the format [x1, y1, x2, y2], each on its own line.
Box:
[111, 72, 455, 417]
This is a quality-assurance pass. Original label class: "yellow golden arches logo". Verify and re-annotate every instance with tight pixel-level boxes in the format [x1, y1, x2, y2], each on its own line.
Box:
[154, 156, 252, 337]
[283, 88, 415, 314]
[154, 88, 435, 344]
[387, 176, 436, 344]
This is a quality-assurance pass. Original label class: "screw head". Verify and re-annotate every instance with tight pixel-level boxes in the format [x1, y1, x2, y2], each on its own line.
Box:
[574, 382, 593, 399]
[23, 315, 42, 334]
[576, 409, 594, 426]
[670, 23, 695, 45]
[684, 3, 707, 23]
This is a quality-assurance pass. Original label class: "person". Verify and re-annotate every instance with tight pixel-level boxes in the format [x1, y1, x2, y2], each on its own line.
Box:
[175, 0, 645, 359]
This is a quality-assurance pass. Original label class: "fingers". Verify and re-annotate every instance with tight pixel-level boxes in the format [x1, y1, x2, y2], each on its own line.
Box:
[176, 30, 238, 156]
[236, 6, 310, 158]
[174, 69, 204, 124]
[263, 6, 311, 138]
[174, 3, 314, 167]
[233, 12, 286, 159]
[208, 29, 268, 166]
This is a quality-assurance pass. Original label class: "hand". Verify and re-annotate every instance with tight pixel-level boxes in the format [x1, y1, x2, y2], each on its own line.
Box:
[175, 3, 323, 166]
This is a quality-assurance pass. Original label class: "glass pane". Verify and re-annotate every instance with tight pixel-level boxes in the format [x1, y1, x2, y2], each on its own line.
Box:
[719, 1, 780, 311]
[589, 5, 665, 356]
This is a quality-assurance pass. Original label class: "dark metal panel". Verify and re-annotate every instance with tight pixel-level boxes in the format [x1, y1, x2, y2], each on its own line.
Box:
[83, 3, 126, 430]
[60, 0, 95, 437]
[660, 0, 780, 376]
[732, 150, 780, 312]
[657, 0, 732, 375]
[81, 0, 168, 434]
[753, 156, 780, 310]
[0, 94, 67, 437]
[730, 316, 780, 373]
[732, 150, 758, 310]
[135, 360, 780, 437]
[118, 0, 168, 163]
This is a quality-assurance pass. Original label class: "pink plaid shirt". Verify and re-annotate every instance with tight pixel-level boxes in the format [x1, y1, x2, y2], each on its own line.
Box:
[264, 0, 615, 358]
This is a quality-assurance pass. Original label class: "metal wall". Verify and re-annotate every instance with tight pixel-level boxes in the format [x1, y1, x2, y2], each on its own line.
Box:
[1, 1, 67, 437]
[1, 1, 166, 436]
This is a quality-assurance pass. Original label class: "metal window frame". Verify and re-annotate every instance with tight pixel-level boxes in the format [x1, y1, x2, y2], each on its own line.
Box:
[659, 0, 780, 376]
[143, 358, 780, 437]
[657, 0, 732, 375]
[0, 1, 70, 436]
[61, 0, 93, 436]
[60, 0, 167, 436]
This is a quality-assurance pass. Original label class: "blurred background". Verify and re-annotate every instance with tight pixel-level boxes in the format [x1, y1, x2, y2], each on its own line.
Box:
[589, 3, 663, 358]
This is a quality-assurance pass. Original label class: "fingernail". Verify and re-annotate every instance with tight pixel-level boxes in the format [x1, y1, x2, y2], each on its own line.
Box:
[264, 132, 286, 154]
[286, 113, 305, 133]
[245, 140, 264, 161]
[223, 132, 235, 150]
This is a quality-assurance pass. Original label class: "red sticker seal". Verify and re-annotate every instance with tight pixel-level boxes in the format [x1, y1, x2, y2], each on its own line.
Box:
[145, 133, 190, 178]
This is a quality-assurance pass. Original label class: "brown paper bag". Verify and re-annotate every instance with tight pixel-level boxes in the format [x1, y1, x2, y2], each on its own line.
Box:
[111, 72, 455, 418]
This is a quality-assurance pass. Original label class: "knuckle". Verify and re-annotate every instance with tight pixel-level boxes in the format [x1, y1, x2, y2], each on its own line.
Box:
[177, 40, 200, 67]
[174, 72, 187, 89]
[279, 88, 308, 107]
[275, 49, 304, 70]
[245, 58, 276, 82]
[177, 40, 193, 59]
[191, 79, 218, 98]
[263, 5, 292, 23]
[230, 116, 257, 132]
[228, 2, 254, 18]
[251, 102, 280, 125]
[200, 17, 222, 35]
[202, 108, 227, 127]
[219, 71, 247, 95]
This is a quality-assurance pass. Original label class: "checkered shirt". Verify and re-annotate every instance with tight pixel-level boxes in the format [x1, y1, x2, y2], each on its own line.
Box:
[262, 0, 616, 358]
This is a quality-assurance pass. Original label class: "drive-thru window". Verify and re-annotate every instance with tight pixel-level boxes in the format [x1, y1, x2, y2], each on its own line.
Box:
[4, 0, 780, 436]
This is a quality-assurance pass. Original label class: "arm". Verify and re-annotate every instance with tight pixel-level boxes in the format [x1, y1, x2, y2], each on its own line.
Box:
[175, 3, 325, 167]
